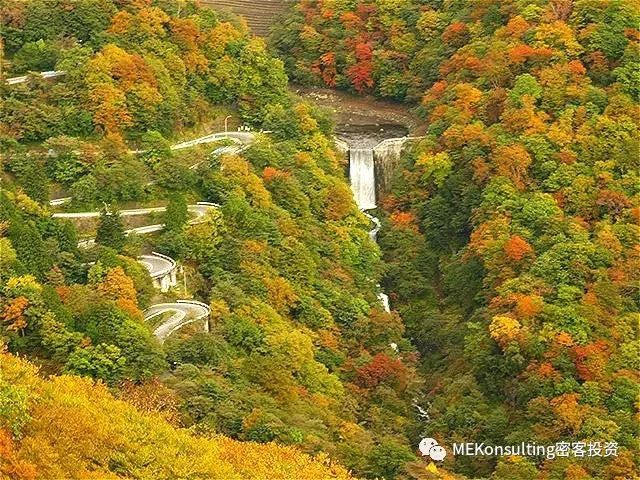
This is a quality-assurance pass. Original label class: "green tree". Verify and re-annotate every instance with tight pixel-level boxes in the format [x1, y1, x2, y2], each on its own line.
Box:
[43, 136, 92, 185]
[140, 130, 172, 167]
[73, 303, 165, 381]
[8, 220, 53, 279]
[366, 440, 414, 479]
[65, 344, 127, 385]
[11, 39, 58, 73]
[6, 154, 50, 203]
[163, 193, 188, 233]
[96, 208, 126, 251]
[0, 238, 18, 283]
[70, 174, 99, 207]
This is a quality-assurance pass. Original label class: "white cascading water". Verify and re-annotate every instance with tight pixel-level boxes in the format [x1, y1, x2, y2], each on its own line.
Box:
[345, 143, 390, 313]
[378, 291, 391, 313]
[361, 210, 390, 313]
[363, 211, 381, 242]
[349, 148, 377, 210]
[346, 134, 428, 417]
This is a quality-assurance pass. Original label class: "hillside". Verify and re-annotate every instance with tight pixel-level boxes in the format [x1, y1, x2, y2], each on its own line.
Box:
[0, 1, 421, 478]
[200, 0, 293, 37]
[273, 1, 640, 479]
[0, 350, 351, 479]
[4, 0, 637, 478]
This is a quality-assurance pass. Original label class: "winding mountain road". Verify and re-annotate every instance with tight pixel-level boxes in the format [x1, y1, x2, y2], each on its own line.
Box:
[49, 133, 410, 210]
[54, 202, 218, 248]
[144, 300, 211, 342]
[6, 70, 254, 151]
[48, 131, 254, 206]
[52, 203, 217, 220]
[139, 252, 176, 281]
[139, 253, 175, 279]
[5, 70, 66, 85]
[170, 131, 254, 150]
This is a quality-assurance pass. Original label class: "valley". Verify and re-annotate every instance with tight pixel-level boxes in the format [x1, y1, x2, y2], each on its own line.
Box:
[1, 1, 638, 479]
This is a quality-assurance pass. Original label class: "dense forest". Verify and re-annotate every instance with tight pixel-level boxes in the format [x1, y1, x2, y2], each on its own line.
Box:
[1, 0, 638, 479]
[273, 0, 639, 479]
[0, 1, 422, 478]
[0, 351, 352, 479]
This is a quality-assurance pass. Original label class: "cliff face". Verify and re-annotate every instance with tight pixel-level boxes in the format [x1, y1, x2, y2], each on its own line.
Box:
[200, 0, 293, 36]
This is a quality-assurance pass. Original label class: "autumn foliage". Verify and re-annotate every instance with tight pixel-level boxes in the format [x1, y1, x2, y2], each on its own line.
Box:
[356, 353, 408, 390]
[503, 235, 533, 262]
[274, 0, 640, 478]
[2, 296, 29, 332]
[0, 352, 352, 479]
[0, 1, 423, 476]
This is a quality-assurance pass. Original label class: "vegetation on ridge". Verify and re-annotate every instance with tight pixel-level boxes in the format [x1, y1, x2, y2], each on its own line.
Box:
[1, 0, 421, 478]
[275, 0, 640, 478]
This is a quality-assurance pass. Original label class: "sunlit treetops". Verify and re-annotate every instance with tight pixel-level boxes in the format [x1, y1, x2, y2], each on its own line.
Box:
[275, 0, 639, 478]
[0, 351, 352, 479]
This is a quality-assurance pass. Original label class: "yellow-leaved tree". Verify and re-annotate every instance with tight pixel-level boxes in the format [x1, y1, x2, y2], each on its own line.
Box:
[0, 352, 352, 480]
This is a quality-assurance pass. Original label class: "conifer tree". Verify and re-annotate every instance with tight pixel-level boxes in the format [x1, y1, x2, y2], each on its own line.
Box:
[96, 208, 125, 251]
[164, 193, 188, 233]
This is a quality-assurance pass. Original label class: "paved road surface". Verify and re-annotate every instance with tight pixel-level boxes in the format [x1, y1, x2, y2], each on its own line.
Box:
[144, 300, 210, 342]
[53, 202, 216, 219]
[170, 131, 254, 150]
[49, 132, 254, 206]
[5, 70, 66, 85]
[139, 252, 176, 279]
[66, 202, 218, 247]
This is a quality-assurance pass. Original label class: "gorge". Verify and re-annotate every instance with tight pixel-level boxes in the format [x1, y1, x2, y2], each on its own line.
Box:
[4, 0, 636, 478]
[338, 124, 411, 316]
[0, 2, 423, 478]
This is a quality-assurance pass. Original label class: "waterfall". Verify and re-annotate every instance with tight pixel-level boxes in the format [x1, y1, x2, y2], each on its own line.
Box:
[349, 148, 377, 210]
[344, 148, 390, 313]
[377, 292, 390, 312]
[338, 133, 419, 315]
[363, 212, 381, 242]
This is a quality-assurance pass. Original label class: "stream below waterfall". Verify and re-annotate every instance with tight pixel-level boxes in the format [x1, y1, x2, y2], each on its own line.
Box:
[337, 124, 408, 314]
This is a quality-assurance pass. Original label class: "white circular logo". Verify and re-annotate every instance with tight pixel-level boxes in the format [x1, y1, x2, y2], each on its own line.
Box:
[419, 437, 447, 461]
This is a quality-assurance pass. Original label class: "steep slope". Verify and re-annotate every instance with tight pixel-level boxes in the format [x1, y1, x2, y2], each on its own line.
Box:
[273, 1, 640, 479]
[0, 1, 422, 478]
[201, 0, 293, 37]
[0, 351, 351, 479]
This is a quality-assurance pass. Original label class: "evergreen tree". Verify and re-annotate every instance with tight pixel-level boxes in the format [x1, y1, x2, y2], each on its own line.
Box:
[140, 130, 172, 167]
[164, 193, 188, 233]
[7, 154, 50, 203]
[96, 208, 125, 251]
[9, 220, 53, 279]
